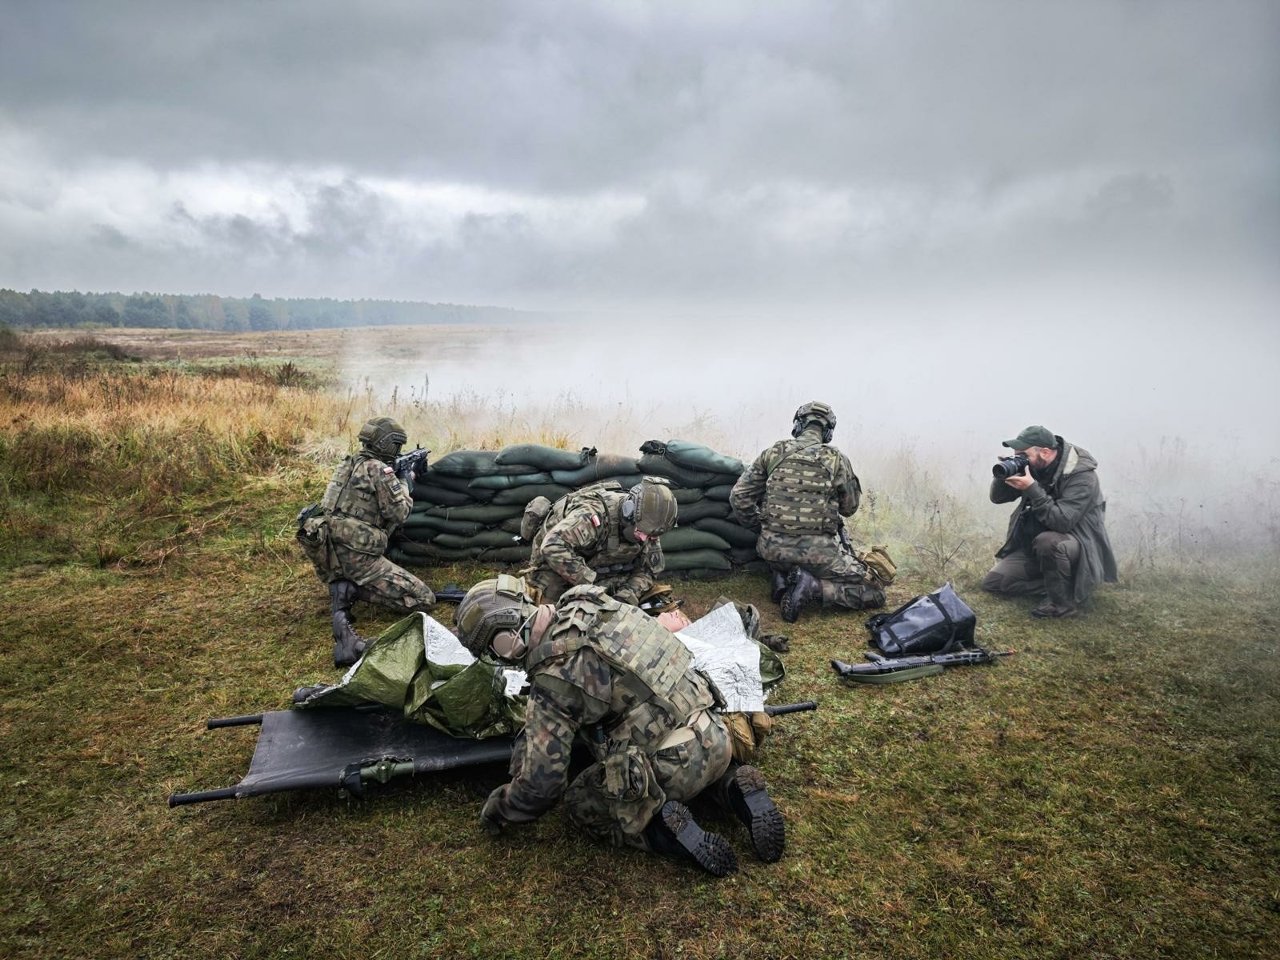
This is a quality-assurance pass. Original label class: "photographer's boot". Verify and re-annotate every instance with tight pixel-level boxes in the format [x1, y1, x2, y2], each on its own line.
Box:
[780, 568, 822, 624]
[641, 801, 738, 877]
[715, 763, 786, 863]
[770, 569, 788, 604]
[330, 580, 372, 668]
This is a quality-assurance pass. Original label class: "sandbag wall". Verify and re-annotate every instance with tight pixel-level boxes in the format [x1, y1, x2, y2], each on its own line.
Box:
[387, 440, 764, 579]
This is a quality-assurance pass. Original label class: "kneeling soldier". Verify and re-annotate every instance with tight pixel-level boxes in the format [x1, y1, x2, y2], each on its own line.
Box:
[455, 574, 786, 876]
[522, 477, 678, 606]
[297, 417, 435, 667]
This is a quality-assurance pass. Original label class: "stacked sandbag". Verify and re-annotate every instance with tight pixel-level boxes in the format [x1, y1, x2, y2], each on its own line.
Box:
[635, 439, 762, 578]
[389, 439, 763, 579]
[389, 443, 618, 568]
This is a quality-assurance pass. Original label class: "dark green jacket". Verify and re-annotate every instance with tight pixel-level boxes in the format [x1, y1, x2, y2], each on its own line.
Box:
[991, 437, 1118, 603]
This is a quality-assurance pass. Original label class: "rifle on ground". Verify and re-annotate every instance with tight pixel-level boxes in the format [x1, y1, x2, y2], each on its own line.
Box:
[831, 647, 1013, 684]
[395, 446, 429, 492]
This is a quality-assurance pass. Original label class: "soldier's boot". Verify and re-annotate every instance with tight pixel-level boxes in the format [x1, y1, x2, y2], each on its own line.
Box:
[780, 568, 822, 624]
[641, 801, 738, 877]
[770, 569, 789, 604]
[329, 580, 372, 668]
[715, 763, 786, 863]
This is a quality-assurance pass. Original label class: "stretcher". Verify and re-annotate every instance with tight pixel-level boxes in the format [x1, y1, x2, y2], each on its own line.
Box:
[168, 706, 514, 806]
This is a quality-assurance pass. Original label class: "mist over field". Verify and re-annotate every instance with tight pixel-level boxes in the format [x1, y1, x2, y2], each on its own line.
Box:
[340, 268, 1280, 560]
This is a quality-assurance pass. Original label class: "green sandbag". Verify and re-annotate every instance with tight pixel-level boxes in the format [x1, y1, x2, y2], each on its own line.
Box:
[495, 444, 596, 471]
[659, 527, 732, 553]
[396, 527, 438, 543]
[467, 471, 554, 490]
[423, 503, 526, 523]
[660, 549, 733, 572]
[499, 516, 524, 534]
[636, 453, 720, 488]
[434, 530, 522, 550]
[691, 517, 759, 549]
[640, 439, 744, 476]
[411, 485, 479, 507]
[672, 487, 705, 505]
[703, 484, 735, 502]
[415, 471, 479, 495]
[403, 515, 487, 537]
[675, 499, 732, 523]
[551, 454, 641, 486]
[730, 546, 762, 565]
[432, 450, 538, 477]
[492, 483, 574, 505]
[475, 544, 533, 563]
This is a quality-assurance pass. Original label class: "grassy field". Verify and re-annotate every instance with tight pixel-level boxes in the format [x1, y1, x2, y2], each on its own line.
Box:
[1, 329, 1277, 960]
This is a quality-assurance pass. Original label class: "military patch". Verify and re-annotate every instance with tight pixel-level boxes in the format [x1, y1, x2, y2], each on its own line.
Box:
[590, 514, 601, 527]
[382, 466, 395, 474]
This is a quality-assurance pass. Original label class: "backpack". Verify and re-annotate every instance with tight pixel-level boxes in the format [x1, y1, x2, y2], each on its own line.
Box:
[865, 582, 976, 657]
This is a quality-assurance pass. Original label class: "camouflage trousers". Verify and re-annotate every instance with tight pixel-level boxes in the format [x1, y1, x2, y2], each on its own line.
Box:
[562, 710, 733, 851]
[297, 524, 435, 612]
[757, 529, 885, 611]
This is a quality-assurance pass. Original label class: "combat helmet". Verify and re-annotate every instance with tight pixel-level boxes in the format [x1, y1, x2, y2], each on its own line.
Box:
[622, 476, 678, 538]
[358, 417, 408, 464]
[454, 574, 539, 662]
[791, 401, 836, 443]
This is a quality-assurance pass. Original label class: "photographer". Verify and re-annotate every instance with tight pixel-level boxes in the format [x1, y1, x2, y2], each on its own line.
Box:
[983, 425, 1117, 618]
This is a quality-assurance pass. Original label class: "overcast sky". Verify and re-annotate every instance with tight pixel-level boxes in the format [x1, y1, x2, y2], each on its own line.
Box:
[1, 0, 1276, 310]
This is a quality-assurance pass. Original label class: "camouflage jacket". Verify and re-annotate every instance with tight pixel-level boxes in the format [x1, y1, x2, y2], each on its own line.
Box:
[320, 451, 414, 556]
[729, 425, 861, 537]
[487, 586, 717, 825]
[529, 486, 664, 598]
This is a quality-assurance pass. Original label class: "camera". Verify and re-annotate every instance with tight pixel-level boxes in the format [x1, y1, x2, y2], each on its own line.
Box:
[993, 453, 1030, 479]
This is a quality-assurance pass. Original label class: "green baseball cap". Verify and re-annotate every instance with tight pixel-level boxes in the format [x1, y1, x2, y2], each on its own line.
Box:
[1003, 425, 1056, 450]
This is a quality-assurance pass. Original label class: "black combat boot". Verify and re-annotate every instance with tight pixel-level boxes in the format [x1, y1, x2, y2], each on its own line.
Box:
[780, 568, 822, 623]
[641, 801, 738, 876]
[329, 580, 372, 668]
[716, 763, 786, 862]
[770, 569, 788, 604]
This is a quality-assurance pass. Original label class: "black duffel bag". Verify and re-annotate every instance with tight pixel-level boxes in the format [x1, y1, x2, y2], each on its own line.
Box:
[866, 582, 976, 656]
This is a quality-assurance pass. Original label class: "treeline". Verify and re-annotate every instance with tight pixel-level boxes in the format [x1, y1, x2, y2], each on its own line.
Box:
[0, 289, 535, 331]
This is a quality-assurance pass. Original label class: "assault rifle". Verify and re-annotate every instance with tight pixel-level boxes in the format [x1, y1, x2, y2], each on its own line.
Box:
[831, 647, 1013, 684]
[395, 446, 429, 494]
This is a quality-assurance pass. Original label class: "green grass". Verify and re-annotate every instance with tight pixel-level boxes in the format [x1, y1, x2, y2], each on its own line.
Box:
[1, 341, 1277, 959]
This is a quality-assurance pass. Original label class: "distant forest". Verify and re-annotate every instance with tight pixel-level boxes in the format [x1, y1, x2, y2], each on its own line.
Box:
[0, 288, 536, 331]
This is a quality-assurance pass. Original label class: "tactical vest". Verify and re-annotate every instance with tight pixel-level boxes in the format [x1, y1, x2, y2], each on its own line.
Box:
[526, 585, 711, 746]
[532, 482, 641, 572]
[321, 453, 386, 526]
[760, 439, 840, 535]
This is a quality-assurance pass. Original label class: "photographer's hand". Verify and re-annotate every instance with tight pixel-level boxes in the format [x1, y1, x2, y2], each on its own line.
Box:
[1005, 467, 1035, 492]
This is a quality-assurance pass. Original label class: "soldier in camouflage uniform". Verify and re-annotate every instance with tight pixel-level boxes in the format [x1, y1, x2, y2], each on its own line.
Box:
[730, 401, 885, 623]
[455, 574, 786, 876]
[296, 417, 435, 667]
[522, 477, 678, 606]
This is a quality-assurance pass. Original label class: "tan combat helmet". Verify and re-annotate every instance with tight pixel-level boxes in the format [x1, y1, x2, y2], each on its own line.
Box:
[358, 416, 408, 463]
[454, 574, 539, 661]
[623, 476, 679, 537]
[791, 401, 836, 443]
